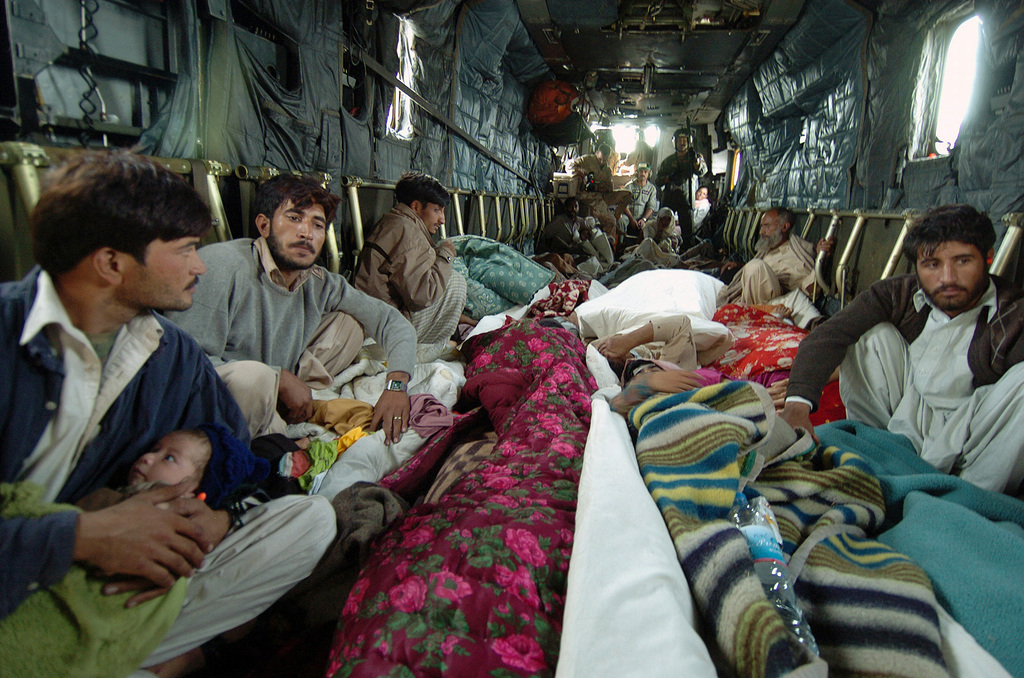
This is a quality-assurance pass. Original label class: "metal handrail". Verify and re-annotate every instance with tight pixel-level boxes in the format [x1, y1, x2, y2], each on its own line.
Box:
[833, 210, 867, 307]
[993, 214, 1024, 277]
[879, 212, 916, 280]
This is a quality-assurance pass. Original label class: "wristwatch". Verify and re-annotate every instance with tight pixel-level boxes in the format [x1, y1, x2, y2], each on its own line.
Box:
[385, 379, 407, 392]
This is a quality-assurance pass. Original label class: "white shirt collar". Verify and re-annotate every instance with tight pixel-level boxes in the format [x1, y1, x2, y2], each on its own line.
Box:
[20, 270, 88, 349]
[20, 270, 163, 353]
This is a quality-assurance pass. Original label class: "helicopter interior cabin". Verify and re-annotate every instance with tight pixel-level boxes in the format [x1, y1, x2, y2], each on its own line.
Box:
[2, 1, 1024, 677]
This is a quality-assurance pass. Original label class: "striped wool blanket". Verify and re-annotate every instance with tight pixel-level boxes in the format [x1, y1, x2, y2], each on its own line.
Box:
[631, 381, 948, 678]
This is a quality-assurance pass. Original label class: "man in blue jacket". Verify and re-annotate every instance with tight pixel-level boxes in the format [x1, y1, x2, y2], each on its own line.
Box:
[0, 153, 335, 675]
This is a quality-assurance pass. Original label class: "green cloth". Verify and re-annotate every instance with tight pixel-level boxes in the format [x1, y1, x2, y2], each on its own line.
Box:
[819, 421, 1024, 677]
[450, 235, 555, 319]
[0, 482, 189, 678]
[297, 439, 339, 491]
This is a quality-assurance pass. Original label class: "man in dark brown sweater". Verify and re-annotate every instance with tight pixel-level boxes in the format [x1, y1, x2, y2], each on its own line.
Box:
[781, 204, 1024, 493]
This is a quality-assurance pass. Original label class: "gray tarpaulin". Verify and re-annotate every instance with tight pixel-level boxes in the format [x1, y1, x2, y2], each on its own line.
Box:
[140, 1, 346, 189]
[728, 0, 1024, 232]
[139, 0, 552, 195]
[857, 0, 1024, 231]
[398, 0, 552, 193]
[724, 0, 868, 210]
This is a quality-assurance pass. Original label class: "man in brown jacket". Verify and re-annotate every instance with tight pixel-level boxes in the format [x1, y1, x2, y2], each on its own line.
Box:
[781, 204, 1024, 494]
[354, 172, 468, 345]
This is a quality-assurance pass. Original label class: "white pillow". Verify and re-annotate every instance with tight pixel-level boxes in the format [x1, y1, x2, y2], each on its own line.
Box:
[574, 269, 726, 339]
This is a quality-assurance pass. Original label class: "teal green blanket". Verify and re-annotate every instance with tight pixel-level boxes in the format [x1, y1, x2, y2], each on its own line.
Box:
[818, 421, 1024, 677]
[451, 235, 555, 319]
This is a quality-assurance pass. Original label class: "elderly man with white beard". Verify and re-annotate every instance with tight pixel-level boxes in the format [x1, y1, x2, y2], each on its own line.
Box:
[716, 207, 834, 306]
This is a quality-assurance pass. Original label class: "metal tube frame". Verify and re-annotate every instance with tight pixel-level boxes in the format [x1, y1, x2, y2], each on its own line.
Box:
[993, 214, 1024, 277]
[476, 192, 487, 236]
[810, 210, 842, 300]
[879, 212, 915, 280]
[834, 210, 867, 308]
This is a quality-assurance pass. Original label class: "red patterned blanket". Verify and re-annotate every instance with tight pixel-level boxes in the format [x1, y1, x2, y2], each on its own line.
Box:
[326, 319, 596, 677]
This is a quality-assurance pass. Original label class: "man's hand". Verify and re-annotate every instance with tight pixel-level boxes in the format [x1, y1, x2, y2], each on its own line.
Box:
[99, 496, 232, 607]
[278, 368, 313, 424]
[73, 483, 210, 597]
[592, 333, 636, 364]
[766, 378, 789, 411]
[721, 260, 741, 273]
[779, 400, 818, 442]
[816, 235, 836, 257]
[642, 369, 704, 394]
[371, 373, 411, 444]
[438, 239, 456, 262]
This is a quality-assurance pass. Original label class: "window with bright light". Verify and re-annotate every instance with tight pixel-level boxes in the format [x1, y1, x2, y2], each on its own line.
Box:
[933, 15, 982, 155]
[612, 124, 638, 156]
[386, 19, 415, 139]
[730, 150, 743, 190]
[644, 125, 661, 147]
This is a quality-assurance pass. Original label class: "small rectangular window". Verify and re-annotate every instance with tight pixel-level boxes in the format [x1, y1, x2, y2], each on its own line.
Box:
[386, 19, 415, 139]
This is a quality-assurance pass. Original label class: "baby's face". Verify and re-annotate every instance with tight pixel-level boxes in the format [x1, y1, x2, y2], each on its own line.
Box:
[129, 431, 208, 491]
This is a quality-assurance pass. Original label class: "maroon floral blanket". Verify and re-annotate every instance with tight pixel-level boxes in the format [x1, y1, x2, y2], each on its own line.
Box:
[326, 319, 596, 677]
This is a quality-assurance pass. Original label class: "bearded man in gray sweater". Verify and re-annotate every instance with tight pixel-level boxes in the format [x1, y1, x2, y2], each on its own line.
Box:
[166, 175, 417, 443]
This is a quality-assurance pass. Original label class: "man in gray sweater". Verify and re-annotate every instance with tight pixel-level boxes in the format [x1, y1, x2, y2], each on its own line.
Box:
[166, 175, 417, 443]
[781, 204, 1024, 493]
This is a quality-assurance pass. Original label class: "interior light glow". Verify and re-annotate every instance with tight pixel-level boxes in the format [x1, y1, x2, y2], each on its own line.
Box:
[613, 124, 638, 155]
[644, 125, 661, 147]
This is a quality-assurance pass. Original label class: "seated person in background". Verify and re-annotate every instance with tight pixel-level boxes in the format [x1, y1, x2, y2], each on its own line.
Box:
[0, 153, 334, 677]
[618, 162, 659, 238]
[167, 174, 416, 443]
[540, 196, 590, 256]
[692, 186, 712, 233]
[538, 198, 612, 275]
[597, 210, 687, 288]
[716, 207, 833, 306]
[572, 143, 615, 193]
[781, 204, 1024, 494]
[354, 171, 471, 345]
[642, 207, 681, 252]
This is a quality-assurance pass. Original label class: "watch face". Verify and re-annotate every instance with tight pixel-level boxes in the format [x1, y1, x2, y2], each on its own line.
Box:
[386, 379, 406, 391]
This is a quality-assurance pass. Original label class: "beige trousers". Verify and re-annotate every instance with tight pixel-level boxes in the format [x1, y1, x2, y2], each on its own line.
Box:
[217, 311, 364, 437]
[630, 315, 732, 370]
[717, 258, 783, 306]
[840, 323, 1024, 493]
[137, 494, 336, 669]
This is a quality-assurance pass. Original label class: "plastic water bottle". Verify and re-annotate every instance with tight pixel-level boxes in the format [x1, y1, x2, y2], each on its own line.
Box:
[730, 494, 819, 655]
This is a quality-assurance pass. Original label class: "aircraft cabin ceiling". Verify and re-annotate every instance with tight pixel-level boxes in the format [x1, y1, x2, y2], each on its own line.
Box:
[517, 0, 868, 127]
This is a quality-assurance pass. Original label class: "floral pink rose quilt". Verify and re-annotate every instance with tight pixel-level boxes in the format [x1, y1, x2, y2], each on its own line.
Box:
[326, 319, 596, 677]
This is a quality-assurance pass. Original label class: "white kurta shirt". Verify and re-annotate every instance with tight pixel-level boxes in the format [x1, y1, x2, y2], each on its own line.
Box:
[18, 271, 162, 501]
